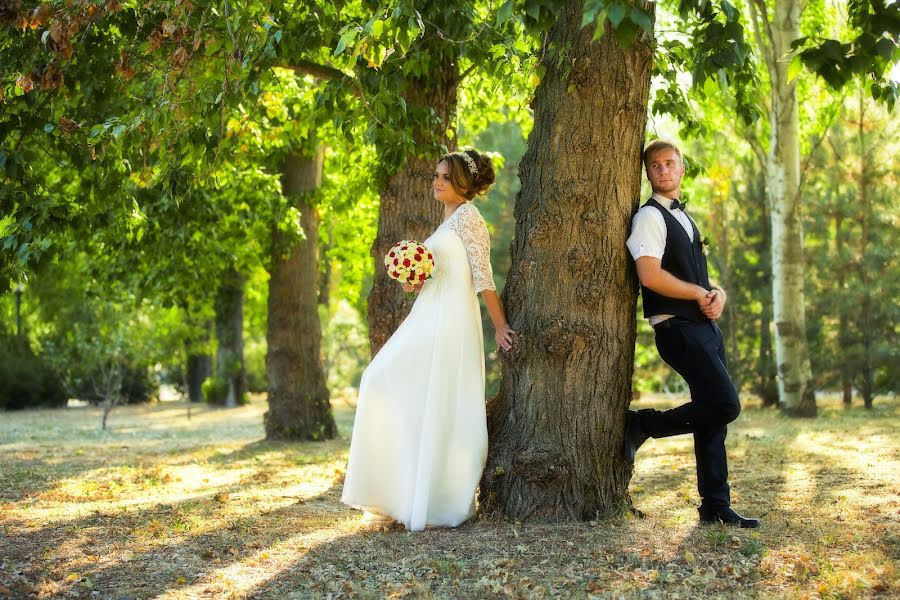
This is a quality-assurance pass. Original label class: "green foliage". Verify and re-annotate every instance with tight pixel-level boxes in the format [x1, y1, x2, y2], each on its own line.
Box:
[582, 0, 655, 47]
[23, 252, 178, 404]
[791, 0, 900, 109]
[0, 330, 67, 410]
[321, 301, 370, 391]
[650, 0, 761, 138]
[201, 375, 229, 405]
[804, 86, 899, 402]
[465, 119, 527, 398]
[244, 337, 268, 393]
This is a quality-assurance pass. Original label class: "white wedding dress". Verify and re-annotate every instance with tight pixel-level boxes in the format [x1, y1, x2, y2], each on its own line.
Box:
[341, 202, 496, 531]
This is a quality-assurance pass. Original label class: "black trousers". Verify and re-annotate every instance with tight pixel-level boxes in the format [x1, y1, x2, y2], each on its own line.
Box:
[639, 318, 741, 510]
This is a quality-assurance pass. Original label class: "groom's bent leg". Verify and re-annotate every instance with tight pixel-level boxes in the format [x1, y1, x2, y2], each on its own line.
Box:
[639, 321, 740, 439]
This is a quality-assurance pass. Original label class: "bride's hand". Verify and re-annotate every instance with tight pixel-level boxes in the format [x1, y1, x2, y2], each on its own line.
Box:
[402, 282, 424, 293]
[495, 323, 515, 351]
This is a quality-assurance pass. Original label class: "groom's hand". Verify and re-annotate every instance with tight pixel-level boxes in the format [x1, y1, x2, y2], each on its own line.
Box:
[702, 288, 726, 320]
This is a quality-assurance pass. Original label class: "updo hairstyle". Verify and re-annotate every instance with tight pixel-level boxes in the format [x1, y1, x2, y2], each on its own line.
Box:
[438, 149, 496, 201]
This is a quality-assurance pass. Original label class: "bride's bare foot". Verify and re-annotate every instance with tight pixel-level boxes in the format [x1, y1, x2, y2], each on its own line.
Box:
[358, 511, 404, 532]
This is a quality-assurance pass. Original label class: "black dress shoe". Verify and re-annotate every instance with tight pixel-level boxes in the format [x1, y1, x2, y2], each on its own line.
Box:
[698, 506, 761, 528]
[623, 410, 649, 463]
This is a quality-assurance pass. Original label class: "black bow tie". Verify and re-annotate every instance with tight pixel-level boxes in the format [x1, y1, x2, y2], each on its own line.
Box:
[670, 199, 687, 211]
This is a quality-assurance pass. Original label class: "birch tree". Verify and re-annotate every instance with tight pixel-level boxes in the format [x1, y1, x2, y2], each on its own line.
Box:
[748, 0, 817, 416]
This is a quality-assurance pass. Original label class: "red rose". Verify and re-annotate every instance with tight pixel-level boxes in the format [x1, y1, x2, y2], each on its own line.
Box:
[428, 253, 433, 260]
[403, 258, 411, 267]
[419, 273, 426, 281]
[414, 254, 421, 261]
[389, 251, 395, 257]
[393, 259, 399, 266]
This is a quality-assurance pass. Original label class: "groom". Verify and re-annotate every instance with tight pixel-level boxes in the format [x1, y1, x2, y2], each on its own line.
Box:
[624, 139, 760, 528]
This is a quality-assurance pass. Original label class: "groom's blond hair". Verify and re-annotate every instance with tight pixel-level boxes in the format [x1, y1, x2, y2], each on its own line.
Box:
[642, 139, 683, 166]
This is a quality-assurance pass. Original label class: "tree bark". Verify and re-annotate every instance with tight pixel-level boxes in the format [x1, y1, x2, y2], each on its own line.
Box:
[265, 149, 337, 440]
[366, 70, 456, 355]
[215, 266, 246, 408]
[856, 89, 874, 410]
[761, 0, 816, 416]
[319, 226, 333, 308]
[186, 352, 212, 403]
[479, 2, 653, 521]
[834, 213, 852, 406]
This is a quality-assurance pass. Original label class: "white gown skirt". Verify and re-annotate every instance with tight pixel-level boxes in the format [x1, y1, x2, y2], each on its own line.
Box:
[341, 227, 487, 531]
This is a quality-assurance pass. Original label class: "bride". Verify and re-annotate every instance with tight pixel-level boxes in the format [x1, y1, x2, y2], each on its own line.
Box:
[341, 149, 514, 531]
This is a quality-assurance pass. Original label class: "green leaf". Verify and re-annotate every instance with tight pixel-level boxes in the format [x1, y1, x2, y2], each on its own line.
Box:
[371, 19, 384, 38]
[629, 6, 652, 34]
[497, 0, 514, 24]
[0, 214, 15, 238]
[612, 18, 638, 47]
[875, 37, 895, 61]
[607, 3, 626, 27]
[593, 16, 607, 41]
[582, 0, 605, 28]
[205, 39, 222, 56]
[721, 0, 736, 20]
[334, 28, 358, 57]
[787, 53, 803, 83]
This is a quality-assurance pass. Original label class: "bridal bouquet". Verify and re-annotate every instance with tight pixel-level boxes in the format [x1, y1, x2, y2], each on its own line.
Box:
[385, 240, 434, 291]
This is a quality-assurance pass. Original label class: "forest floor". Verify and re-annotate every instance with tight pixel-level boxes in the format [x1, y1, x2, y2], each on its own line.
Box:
[1, 392, 897, 599]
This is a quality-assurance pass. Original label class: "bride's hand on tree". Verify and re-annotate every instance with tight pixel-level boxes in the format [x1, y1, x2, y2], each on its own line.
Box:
[495, 323, 515, 351]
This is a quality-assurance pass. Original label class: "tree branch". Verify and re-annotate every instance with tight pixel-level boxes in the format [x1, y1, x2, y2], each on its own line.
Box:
[798, 89, 848, 194]
[281, 60, 355, 84]
[748, 0, 776, 69]
[459, 61, 478, 82]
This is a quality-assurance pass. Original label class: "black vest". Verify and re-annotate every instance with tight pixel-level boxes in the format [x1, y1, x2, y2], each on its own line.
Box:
[640, 198, 711, 322]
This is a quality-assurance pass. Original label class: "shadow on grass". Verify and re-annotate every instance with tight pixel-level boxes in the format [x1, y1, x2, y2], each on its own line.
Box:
[0, 478, 352, 599]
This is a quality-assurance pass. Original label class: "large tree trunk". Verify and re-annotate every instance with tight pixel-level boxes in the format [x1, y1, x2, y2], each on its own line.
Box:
[215, 266, 246, 408]
[762, 0, 816, 416]
[366, 70, 456, 355]
[265, 149, 337, 441]
[480, 2, 653, 520]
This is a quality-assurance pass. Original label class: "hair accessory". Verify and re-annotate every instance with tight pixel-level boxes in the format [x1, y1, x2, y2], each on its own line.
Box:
[459, 151, 478, 176]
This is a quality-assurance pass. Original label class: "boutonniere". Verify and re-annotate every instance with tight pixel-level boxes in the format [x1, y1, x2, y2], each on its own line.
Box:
[700, 236, 712, 256]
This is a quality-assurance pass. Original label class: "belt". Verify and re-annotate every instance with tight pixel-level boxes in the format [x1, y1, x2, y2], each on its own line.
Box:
[653, 316, 699, 329]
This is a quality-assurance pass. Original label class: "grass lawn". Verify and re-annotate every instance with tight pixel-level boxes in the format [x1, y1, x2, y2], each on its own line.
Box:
[1, 392, 897, 599]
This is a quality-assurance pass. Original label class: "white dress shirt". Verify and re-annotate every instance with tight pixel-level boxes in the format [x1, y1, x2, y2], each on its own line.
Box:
[626, 193, 698, 325]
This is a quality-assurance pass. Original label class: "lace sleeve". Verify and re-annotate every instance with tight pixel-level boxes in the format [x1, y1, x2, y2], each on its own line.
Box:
[450, 204, 496, 293]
